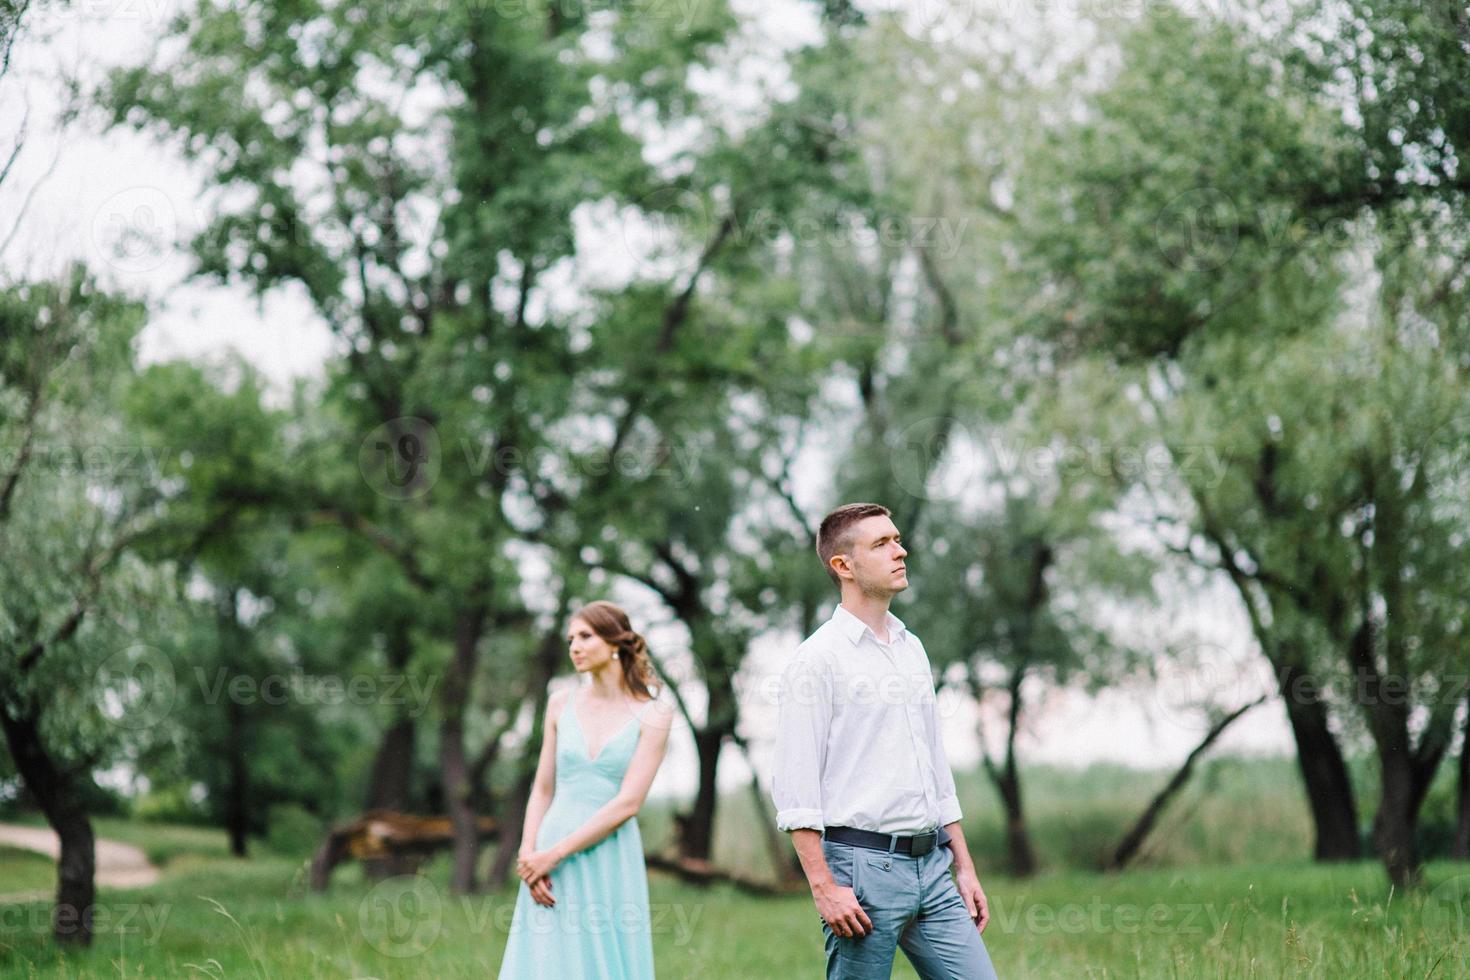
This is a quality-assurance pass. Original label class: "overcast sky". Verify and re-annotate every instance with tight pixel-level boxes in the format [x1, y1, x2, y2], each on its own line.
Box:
[1, 0, 1296, 806]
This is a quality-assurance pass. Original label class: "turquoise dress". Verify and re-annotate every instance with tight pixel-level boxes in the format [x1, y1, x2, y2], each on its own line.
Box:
[497, 690, 658, 979]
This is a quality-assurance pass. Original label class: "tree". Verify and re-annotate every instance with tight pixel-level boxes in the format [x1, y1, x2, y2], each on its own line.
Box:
[123, 359, 376, 855]
[1013, 2, 1470, 885]
[104, 0, 863, 887]
[0, 267, 173, 945]
[510, 56, 869, 861]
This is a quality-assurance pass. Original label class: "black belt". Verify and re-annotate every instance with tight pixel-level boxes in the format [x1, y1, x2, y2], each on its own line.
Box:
[823, 825, 950, 857]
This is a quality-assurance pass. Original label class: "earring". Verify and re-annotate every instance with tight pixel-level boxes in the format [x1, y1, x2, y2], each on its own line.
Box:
[612, 650, 620, 660]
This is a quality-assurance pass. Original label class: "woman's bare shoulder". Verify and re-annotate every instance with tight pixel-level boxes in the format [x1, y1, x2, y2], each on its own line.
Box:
[638, 693, 677, 726]
[548, 687, 574, 720]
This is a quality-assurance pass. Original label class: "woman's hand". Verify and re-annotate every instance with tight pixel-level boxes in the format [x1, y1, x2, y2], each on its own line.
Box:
[527, 875, 555, 907]
[516, 847, 562, 885]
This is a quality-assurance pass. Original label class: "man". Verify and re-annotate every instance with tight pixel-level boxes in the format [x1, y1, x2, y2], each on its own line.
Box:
[773, 502, 999, 979]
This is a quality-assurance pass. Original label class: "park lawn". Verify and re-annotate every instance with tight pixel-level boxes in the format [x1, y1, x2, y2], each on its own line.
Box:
[636, 756, 1330, 887]
[85, 817, 237, 871]
[0, 847, 55, 898]
[4, 815, 234, 871]
[2, 840, 1468, 979]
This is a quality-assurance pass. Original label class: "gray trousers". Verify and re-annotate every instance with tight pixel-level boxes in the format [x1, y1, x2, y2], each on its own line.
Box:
[820, 837, 1000, 980]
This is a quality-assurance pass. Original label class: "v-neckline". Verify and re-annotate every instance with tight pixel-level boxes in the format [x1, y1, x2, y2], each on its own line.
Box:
[571, 690, 646, 763]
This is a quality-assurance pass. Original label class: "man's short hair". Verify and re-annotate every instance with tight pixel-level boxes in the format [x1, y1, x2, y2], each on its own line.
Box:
[816, 502, 892, 588]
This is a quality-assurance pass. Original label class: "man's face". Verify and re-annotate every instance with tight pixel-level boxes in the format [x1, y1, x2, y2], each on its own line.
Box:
[837, 515, 909, 597]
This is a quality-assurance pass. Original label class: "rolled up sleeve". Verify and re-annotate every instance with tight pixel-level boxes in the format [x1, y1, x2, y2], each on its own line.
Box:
[920, 645, 964, 827]
[772, 651, 831, 832]
[930, 697, 963, 825]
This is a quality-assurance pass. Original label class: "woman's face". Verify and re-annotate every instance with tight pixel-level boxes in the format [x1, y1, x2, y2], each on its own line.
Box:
[566, 616, 617, 674]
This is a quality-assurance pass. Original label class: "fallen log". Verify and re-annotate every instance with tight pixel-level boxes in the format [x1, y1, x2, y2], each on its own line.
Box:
[642, 852, 806, 896]
[309, 809, 498, 891]
[1107, 694, 1267, 871]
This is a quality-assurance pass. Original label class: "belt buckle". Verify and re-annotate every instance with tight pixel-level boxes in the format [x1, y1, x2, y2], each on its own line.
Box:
[910, 830, 936, 857]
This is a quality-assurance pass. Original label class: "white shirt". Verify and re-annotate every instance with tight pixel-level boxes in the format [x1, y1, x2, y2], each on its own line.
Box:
[771, 604, 963, 835]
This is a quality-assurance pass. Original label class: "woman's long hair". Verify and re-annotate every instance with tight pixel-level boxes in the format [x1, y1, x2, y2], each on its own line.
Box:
[572, 600, 658, 701]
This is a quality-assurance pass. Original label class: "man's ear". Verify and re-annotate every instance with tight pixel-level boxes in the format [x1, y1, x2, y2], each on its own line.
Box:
[829, 554, 852, 581]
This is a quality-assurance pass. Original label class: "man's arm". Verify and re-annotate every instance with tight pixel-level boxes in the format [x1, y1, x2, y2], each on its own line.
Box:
[942, 821, 990, 932]
[915, 637, 989, 933]
[916, 637, 965, 832]
[790, 828, 872, 939]
[772, 652, 870, 938]
[772, 651, 831, 834]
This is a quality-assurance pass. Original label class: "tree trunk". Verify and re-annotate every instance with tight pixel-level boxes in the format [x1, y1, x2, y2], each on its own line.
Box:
[225, 695, 249, 857]
[488, 767, 534, 887]
[994, 663, 1038, 878]
[672, 616, 735, 864]
[1364, 688, 1436, 888]
[1454, 696, 1470, 861]
[1344, 599, 1428, 888]
[679, 726, 725, 862]
[364, 624, 418, 814]
[0, 704, 98, 946]
[1372, 750, 1422, 888]
[1203, 519, 1362, 863]
[1109, 695, 1265, 871]
[365, 716, 417, 812]
[993, 763, 1037, 877]
[440, 603, 488, 894]
[733, 735, 802, 883]
[486, 610, 567, 888]
[1275, 663, 1361, 861]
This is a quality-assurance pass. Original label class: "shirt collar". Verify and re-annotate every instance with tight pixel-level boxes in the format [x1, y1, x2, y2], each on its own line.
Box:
[830, 604, 907, 646]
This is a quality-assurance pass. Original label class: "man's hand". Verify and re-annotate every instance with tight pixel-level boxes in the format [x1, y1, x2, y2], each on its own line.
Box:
[954, 868, 989, 933]
[813, 880, 873, 939]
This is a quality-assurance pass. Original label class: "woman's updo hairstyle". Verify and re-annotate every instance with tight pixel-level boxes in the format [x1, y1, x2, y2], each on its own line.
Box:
[572, 600, 658, 700]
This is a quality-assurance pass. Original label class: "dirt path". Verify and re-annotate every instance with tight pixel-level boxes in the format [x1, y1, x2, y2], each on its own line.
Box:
[0, 821, 160, 903]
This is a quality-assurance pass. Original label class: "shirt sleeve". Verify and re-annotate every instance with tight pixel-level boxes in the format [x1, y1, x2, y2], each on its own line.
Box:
[917, 639, 964, 826]
[771, 648, 832, 832]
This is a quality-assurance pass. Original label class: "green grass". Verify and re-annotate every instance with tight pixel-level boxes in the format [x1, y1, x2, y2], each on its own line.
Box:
[87, 818, 236, 871]
[638, 755, 1322, 883]
[0, 847, 55, 897]
[2, 845, 1468, 978]
[5, 756, 1469, 976]
[4, 815, 233, 871]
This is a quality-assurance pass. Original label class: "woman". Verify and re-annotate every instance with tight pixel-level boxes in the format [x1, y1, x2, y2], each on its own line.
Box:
[497, 600, 675, 979]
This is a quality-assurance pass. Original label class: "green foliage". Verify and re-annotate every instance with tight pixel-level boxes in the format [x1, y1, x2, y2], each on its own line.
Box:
[0, 268, 178, 780]
[1017, 7, 1360, 361]
[1009, 0, 1470, 883]
[263, 802, 325, 857]
[132, 782, 211, 826]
